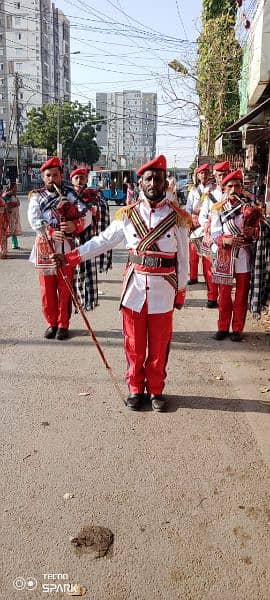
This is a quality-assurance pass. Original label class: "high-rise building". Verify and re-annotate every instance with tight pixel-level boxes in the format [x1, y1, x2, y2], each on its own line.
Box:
[0, 0, 70, 142]
[96, 90, 157, 170]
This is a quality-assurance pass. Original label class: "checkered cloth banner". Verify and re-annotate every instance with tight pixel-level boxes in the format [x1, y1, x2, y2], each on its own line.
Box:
[249, 220, 270, 317]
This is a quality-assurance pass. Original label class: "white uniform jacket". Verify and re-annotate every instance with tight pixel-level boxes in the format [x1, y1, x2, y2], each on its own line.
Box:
[199, 187, 223, 228]
[28, 187, 92, 266]
[186, 183, 212, 215]
[210, 202, 251, 274]
[67, 198, 189, 314]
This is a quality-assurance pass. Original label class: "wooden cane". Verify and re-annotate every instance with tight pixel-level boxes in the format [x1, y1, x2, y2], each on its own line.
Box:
[43, 189, 125, 403]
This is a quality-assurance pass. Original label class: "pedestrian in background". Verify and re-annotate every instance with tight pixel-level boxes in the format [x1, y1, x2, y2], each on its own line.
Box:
[2, 182, 22, 249]
[167, 171, 177, 201]
[126, 182, 135, 205]
[0, 185, 8, 259]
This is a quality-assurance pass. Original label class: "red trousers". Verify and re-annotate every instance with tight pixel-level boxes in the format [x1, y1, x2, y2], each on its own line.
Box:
[122, 302, 173, 395]
[39, 265, 74, 329]
[218, 272, 250, 333]
[189, 242, 218, 301]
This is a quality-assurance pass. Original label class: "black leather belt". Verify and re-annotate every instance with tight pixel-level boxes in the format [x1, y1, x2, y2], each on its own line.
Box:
[129, 255, 176, 268]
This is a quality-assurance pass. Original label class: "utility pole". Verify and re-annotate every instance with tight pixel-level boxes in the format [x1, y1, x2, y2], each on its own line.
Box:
[14, 72, 22, 185]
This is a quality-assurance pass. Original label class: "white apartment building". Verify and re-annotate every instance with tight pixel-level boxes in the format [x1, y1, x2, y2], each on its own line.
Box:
[0, 0, 70, 143]
[96, 90, 157, 170]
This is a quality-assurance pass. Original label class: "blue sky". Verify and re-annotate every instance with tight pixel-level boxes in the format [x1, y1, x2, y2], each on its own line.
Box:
[56, 0, 203, 167]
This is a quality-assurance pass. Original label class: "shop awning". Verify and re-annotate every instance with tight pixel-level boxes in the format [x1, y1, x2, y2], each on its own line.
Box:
[225, 97, 270, 132]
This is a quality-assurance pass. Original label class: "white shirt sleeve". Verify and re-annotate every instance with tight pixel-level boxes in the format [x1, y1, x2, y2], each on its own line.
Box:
[185, 189, 194, 214]
[199, 198, 211, 227]
[210, 211, 223, 240]
[28, 193, 44, 232]
[175, 226, 189, 289]
[79, 218, 125, 261]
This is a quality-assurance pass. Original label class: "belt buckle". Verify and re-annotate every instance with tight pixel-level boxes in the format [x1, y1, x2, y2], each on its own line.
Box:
[145, 256, 158, 267]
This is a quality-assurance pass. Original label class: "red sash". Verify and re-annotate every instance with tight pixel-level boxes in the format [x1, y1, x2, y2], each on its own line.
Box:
[120, 206, 178, 307]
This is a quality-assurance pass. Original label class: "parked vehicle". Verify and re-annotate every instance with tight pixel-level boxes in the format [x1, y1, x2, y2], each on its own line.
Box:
[88, 169, 137, 205]
[176, 177, 190, 204]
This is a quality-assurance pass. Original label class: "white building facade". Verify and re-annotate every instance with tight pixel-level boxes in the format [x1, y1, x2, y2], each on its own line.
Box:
[96, 90, 157, 170]
[0, 0, 70, 143]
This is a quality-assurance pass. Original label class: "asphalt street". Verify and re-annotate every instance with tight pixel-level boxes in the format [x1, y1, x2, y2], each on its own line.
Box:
[0, 197, 270, 599]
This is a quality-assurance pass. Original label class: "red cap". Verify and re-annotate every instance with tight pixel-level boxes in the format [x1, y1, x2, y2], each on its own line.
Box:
[222, 169, 243, 186]
[40, 157, 63, 172]
[195, 163, 210, 174]
[70, 167, 89, 179]
[137, 154, 167, 176]
[213, 161, 230, 172]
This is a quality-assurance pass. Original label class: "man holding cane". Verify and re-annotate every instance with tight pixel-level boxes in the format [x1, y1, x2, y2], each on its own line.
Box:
[52, 155, 191, 412]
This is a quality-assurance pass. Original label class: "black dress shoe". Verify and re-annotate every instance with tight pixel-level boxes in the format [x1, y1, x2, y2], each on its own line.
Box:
[150, 394, 166, 412]
[230, 332, 243, 342]
[187, 279, 198, 285]
[206, 300, 218, 309]
[125, 393, 142, 410]
[44, 326, 57, 339]
[56, 327, 69, 340]
[214, 330, 229, 340]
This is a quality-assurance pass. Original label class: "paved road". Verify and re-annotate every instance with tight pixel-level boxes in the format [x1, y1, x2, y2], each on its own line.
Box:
[1, 197, 270, 599]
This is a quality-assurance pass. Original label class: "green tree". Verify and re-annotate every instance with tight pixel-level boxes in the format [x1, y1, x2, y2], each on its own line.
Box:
[203, 0, 237, 19]
[197, 0, 242, 155]
[21, 101, 101, 165]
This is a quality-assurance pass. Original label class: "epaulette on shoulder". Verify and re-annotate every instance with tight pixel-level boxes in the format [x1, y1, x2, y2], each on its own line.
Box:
[201, 192, 209, 202]
[28, 186, 45, 199]
[115, 200, 140, 220]
[170, 201, 193, 228]
[211, 199, 227, 212]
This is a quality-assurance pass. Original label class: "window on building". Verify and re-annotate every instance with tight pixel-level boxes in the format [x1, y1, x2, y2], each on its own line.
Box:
[20, 92, 23, 99]
[15, 62, 22, 71]
[0, 49, 3, 56]
[6, 15, 12, 29]
[14, 16, 21, 25]
[16, 32, 22, 40]
[15, 2, 21, 8]
[0, 63, 4, 72]
[16, 47, 23, 56]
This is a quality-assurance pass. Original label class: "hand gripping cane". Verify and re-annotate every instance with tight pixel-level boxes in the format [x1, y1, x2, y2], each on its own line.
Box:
[42, 187, 125, 404]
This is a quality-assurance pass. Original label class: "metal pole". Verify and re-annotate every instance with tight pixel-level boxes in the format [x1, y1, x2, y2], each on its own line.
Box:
[15, 73, 22, 184]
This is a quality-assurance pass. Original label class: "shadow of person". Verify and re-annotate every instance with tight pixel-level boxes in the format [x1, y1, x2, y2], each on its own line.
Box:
[164, 394, 270, 414]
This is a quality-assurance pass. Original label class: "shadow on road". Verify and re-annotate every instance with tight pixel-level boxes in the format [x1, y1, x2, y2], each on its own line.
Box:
[7, 252, 30, 260]
[171, 330, 270, 349]
[185, 299, 209, 307]
[1, 330, 268, 350]
[165, 394, 270, 414]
